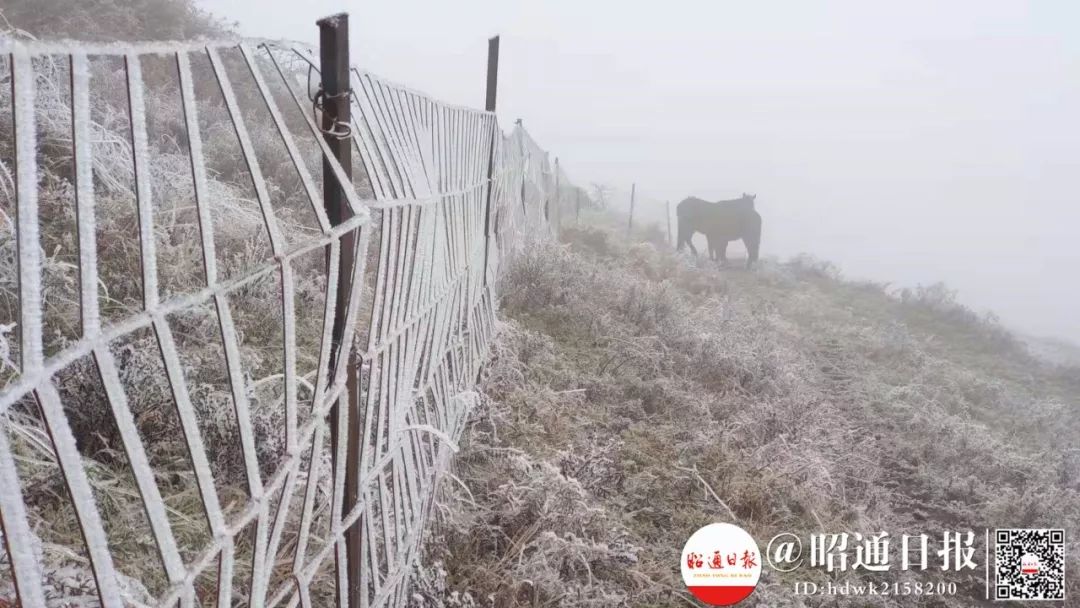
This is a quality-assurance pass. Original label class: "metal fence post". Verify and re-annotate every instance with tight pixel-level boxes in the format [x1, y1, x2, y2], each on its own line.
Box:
[485, 35, 499, 112]
[666, 200, 672, 246]
[317, 13, 361, 607]
[481, 35, 500, 287]
[628, 182, 636, 235]
[518, 121, 527, 217]
[553, 156, 560, 234]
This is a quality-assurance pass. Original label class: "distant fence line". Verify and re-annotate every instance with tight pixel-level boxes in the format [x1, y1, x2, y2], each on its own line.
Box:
[0, 30, 572, 607]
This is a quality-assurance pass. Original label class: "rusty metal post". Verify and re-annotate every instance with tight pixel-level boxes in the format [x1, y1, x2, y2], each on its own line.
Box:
[481, 35, 500, 286]
[628, 183, 636, 235]
[317, 12, 361, 607]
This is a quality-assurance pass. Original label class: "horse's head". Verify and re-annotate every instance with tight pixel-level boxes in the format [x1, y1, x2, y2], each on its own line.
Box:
[741, 192, 756, 203]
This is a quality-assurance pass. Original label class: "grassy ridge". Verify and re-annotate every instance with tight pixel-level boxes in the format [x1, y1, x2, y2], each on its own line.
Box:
[412, 223, 1080, 607]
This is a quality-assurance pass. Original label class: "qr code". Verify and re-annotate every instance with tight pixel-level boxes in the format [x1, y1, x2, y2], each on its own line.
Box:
[995, 529, 1065, 601]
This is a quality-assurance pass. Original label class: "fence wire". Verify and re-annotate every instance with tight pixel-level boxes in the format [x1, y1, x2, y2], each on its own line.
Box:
[0, 37, 564, 607]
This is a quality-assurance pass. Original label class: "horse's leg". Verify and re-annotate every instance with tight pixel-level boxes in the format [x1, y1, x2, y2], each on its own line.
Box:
[681, 225, 698, 256]
[677, 219, 695, 254]
[743, 215, 762, 269]
[716, 239, 728, 265]
[742, 238, 756, 268]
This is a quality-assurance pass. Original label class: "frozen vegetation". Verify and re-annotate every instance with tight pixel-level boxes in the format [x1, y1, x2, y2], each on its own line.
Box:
[410, 217, 1080, 607]
[0, 2, 371, 603]
[2, 2, 1078, 607]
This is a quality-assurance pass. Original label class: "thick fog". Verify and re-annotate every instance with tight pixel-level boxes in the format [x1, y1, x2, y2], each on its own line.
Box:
[198, 0, 1080, 343]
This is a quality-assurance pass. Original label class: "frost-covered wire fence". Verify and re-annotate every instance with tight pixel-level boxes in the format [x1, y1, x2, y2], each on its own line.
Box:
[0, 34, 565, 607]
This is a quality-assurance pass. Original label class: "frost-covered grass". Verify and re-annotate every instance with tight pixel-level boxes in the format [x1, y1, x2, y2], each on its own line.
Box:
[411, 224, 1080, 607]
[0, 14, 364, 603]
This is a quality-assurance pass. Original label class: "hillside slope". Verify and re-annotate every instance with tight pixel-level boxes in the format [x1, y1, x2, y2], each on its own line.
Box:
[412, 224, 1080, 607]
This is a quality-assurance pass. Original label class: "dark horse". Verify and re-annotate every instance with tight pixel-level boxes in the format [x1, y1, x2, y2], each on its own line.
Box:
[676, 194, 762, 268]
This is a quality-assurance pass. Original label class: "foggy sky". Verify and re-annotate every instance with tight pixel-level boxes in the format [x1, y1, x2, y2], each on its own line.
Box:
[197, 0, 1080, 343]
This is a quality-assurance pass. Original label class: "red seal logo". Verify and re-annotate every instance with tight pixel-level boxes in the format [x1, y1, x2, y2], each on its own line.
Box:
[681, 523, 762, 605]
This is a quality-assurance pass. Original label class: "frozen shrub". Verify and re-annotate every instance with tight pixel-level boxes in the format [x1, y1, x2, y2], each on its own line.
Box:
[416, 224, 1079, 607]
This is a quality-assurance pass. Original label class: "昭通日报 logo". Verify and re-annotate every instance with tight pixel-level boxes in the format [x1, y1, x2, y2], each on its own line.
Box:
[681, 523, 762, 605]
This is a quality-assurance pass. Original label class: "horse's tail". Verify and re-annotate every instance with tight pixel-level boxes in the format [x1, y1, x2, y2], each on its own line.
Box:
[744, 210, 762, 267]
